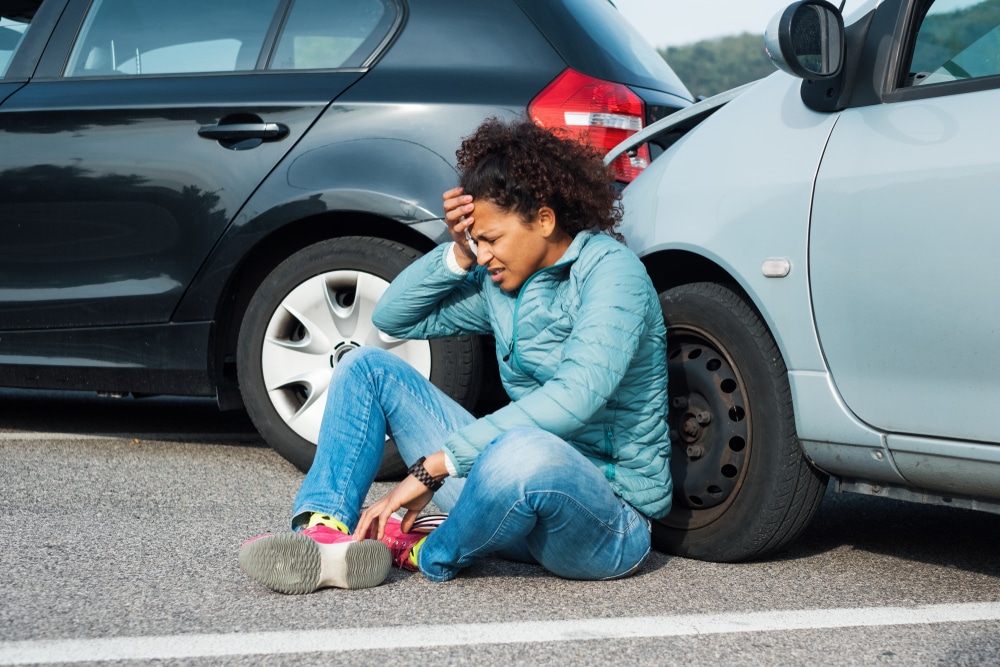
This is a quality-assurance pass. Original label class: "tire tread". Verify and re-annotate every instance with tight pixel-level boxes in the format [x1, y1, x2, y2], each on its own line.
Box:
[656, 282, 827, 562]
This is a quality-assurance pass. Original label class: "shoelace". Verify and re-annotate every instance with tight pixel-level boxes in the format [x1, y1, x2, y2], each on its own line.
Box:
[384, 532, 422, 566]
[384, 513, 446, 568]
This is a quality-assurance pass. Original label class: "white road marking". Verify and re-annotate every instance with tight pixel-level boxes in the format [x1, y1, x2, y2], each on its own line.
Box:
[1, 602, 998, 665]
[0, 432, 259, 443]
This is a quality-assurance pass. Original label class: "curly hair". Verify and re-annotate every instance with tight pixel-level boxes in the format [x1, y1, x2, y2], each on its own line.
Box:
[456, 117, 623, 240]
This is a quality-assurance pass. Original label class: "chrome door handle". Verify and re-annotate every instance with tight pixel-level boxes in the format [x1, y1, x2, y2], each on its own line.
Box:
[197, 122, 289, 142]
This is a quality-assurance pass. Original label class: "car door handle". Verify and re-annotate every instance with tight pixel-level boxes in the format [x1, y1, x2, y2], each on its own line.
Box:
[198, 122, 289, 142]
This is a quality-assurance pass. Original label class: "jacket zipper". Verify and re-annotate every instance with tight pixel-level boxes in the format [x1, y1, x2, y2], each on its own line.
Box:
[504, 235, 585, 368]
[506, 268, 547, 369]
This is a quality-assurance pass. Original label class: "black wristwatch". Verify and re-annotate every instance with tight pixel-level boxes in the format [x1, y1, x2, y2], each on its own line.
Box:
[408, 456, 444, 491]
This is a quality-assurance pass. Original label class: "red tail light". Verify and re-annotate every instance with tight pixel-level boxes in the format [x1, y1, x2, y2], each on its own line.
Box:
[528, 68, 650, 183]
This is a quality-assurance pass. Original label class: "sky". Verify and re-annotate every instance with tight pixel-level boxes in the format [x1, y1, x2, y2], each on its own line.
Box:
[614, 0, 869, 49]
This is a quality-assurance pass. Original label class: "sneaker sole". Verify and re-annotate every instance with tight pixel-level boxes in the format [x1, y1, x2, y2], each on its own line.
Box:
[238, 534, 390, 594]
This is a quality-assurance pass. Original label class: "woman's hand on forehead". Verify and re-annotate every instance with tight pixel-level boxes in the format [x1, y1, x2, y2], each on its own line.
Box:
[443, 187, 478, 267]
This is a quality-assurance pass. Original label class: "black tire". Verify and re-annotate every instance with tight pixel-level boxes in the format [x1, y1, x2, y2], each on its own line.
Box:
[655, 282, 828, 561]
[237, 237, 481, 477]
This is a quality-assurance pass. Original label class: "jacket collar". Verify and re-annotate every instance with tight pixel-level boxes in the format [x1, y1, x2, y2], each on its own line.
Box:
[549, 230, 594, 269]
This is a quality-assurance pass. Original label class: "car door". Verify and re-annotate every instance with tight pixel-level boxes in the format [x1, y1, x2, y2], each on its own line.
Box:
[0, 0, 398, 330]
[809, 0, 1000, 445]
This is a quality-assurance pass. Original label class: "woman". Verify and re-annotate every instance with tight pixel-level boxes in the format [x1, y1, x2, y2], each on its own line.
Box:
[238, 117, 672, 593]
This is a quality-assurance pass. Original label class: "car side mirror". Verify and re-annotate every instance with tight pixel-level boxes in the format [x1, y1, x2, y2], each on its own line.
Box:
[765, 0, 845, 79]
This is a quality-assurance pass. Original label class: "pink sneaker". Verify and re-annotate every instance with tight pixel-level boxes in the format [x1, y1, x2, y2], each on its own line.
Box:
[380, 514, 447, 571]
[238, 523, 390, 594]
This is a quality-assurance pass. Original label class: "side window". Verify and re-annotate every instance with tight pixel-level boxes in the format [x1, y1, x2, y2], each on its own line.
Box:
[64, 0, 281, 77]
[269, 0, 396, 70]
[0, 1, 38, 78]
[909, 0, 1000, 85]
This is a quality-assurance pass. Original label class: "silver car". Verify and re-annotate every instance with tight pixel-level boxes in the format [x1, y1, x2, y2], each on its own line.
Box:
[609, 0, 1000, 562]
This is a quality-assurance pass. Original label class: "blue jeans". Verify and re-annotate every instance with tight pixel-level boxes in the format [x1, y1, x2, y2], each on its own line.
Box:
[293, 347, 651, 582]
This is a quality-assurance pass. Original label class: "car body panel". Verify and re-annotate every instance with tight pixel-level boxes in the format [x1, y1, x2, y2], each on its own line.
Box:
[169, 115, 494, 323]
[0, 80, 21, 103]
[620, 73, 907, 484]
[620, 73, 838, 375]
[620, 0, 1000, 507]
[605, 82, 753, 165]
[0, 73, 354, 329]
[811, 88, 1000, 446]
[0, 321, 214, 394]
[338, 0, 568, 105]
[888, 434, 1000, 497]
[0, 0, 397, 331]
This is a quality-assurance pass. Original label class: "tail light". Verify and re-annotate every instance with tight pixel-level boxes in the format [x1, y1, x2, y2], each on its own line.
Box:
[528, 68, 650, 183]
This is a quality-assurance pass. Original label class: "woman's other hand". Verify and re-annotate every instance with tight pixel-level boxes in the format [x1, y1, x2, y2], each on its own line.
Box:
[355, 476, 434, 541]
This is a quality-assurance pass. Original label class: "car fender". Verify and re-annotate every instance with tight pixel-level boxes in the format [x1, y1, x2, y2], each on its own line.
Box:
[171, 138, 459, 322]
[605, 81, 756, 165]
[623, 72, 905, 483]
[282, 137, 459, 224]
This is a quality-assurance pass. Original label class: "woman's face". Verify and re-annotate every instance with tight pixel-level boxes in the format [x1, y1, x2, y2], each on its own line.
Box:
[469, 200, 570, 292]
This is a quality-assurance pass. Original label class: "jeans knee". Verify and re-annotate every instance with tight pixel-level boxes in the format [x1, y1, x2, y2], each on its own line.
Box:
[331, 348, 414, 401]
[475, 427, 574, 489]
[333, 346, 391, 379]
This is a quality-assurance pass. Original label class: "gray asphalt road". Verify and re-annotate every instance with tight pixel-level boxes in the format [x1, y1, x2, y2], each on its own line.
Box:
[2, 389, 999, 666]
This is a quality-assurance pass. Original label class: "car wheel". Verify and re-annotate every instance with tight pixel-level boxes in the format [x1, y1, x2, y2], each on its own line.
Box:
[237, 237, 481, 476]
[655, 282, 828, 561]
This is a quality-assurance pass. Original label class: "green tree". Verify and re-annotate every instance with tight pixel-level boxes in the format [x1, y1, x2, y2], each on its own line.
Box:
[661, 33, 776, 99]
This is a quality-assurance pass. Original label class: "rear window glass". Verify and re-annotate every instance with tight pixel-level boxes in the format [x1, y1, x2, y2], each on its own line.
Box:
[270, 0, 397, 70]
[64, 0, 281, 77]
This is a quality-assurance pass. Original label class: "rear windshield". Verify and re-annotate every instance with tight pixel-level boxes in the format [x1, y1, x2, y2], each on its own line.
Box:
[515, 0, 692, 100]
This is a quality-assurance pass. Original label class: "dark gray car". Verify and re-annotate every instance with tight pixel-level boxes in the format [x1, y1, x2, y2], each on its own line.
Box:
[0, 0, 693, 473]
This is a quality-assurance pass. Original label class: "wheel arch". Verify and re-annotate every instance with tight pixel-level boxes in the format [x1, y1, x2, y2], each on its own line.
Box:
[642, 249, 756, 314]
[641, 248, 808, 377]
[641, 247, 799, 442]
[642, 247, 899, 481]
[646, 259, 830, 560]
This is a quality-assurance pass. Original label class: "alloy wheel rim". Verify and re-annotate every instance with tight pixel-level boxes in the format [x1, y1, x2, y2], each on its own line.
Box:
[260, 270, 431, 443]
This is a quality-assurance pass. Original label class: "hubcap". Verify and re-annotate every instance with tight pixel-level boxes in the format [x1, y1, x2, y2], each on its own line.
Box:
[260, 270, 432, 444]
[664, 326, 750, 529]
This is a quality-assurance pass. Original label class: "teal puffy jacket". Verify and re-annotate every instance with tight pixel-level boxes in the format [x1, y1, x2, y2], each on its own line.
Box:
[372, 231, 672, 519]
